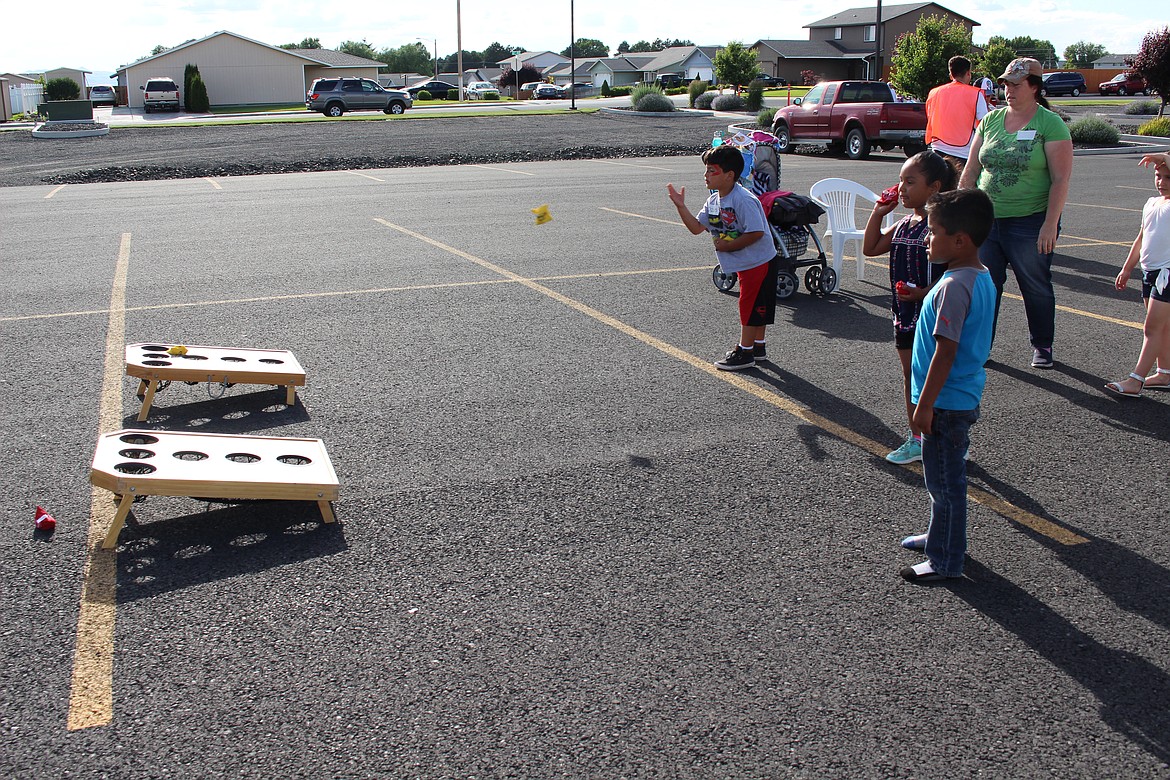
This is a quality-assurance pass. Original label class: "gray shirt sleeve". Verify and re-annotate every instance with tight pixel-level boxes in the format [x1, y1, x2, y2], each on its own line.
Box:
[932, 268, 976, 343]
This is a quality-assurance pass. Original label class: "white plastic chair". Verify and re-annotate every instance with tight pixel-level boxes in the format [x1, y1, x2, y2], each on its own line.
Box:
[809, 178, 894, 282]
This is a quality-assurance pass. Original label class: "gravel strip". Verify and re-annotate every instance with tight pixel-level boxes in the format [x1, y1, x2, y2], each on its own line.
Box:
[0, 112, 726, 188]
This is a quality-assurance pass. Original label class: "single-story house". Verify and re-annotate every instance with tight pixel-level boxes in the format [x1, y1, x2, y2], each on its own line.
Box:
[545, 59, 601, 86]
[755, 1, 978, 83]
[115, 30, 384, 109]
[587, 56, 656, 88]
[495, 50, 569, 75]
[1, 72, 39, 86]
[640, 46, 717, 84]
[1092, 54, 1136, 69]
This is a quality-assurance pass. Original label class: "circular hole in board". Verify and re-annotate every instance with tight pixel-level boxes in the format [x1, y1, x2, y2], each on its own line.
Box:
[142, 360, 172, 367]
[258, 358, 285, 365]
[143, 351, 168, 358]
[173, 451, 209, 461]
[118, 448, 155, 459]
[114, 462, 157, 475]
[181, 354, 208, 361]
[221, 356, 246, 363]
[276, 454, 312, 466]
[119, 433, 159, 445]
[226, 452, 261, 463]
[140, 344, 169, 351]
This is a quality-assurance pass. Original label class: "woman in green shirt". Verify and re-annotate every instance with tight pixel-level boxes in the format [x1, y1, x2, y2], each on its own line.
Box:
[958, 58, 1073, 369]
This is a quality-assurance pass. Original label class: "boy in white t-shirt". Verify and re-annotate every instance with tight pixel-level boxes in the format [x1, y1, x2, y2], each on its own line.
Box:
[668, 145, 777, 370]
[1105, 153, 1170, 397]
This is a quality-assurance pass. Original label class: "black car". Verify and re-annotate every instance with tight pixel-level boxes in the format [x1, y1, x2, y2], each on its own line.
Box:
[1040, 72, 1086, 97]
[753, 74, 789, 87]
[306, 78, 412, 116]
[406, 80, 459, 100]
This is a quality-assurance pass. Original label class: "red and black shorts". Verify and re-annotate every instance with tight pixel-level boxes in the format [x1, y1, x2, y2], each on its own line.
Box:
[737, 258, 778, 326]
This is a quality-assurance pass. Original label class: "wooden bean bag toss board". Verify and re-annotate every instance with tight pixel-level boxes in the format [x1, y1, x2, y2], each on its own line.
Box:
[126, 343, 306, 422]
[91, 429, 339, 549]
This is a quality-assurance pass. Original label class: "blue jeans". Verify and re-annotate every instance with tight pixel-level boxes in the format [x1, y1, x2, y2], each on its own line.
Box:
[978, 211, 1057, 349]
[922, 407, 980, 577]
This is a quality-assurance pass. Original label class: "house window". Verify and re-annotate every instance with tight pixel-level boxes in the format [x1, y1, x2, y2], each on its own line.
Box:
[864, 25, 876, 42]
[834, 27, 842, 40]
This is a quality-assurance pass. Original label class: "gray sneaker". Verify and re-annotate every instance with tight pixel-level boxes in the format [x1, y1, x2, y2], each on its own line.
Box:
[1031, 347, 1053, 369]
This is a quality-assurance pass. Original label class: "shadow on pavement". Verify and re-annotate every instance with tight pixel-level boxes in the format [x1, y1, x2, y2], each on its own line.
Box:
[115, 499, 347, 602]
[124, 386, 311, 434]
[957, 556, 1170, 765]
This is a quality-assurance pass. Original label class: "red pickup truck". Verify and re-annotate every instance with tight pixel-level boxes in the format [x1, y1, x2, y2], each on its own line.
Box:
[770, 81, 927, 160]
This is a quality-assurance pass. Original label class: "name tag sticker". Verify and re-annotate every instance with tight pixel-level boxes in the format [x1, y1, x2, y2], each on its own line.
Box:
[1016, 130, 1037, 141]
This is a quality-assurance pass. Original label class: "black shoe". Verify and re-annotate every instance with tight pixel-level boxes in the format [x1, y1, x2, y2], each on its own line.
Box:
[900, 561, 957, 583]
[1031, 347, 1053, 369]
[753, 343, 767, 359]
[715, 346, 756, 371]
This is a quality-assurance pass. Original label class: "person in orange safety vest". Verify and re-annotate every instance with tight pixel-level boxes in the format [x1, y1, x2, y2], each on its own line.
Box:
[925, 56, 990, 168]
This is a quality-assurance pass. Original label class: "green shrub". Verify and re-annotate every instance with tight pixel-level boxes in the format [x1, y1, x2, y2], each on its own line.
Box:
[688, 78, 707, 108]
[630, 83, 664, 106]
[711, 93, 747, 111]
[187, 75, 210, 112]
[46, 77, 80, 101]
[757, 107, 776, 128]
[417, 89, 432, 101]
[694, 91, 718, 110]
[745, 82, 764, 112]
[634, 93, 674, 112]
[1069, 115, 1119, 144]
[665, 87, 688, 96]
[609, 86, 632, 97]
[601, 80, 611, 97]
[1138, 117, 1170, 137]
[484, 92, 500, 101]
[1125, 100, 1159, 115]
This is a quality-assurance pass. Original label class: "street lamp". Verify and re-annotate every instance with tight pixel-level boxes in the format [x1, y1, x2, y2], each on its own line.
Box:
[417, 37, 437, 80]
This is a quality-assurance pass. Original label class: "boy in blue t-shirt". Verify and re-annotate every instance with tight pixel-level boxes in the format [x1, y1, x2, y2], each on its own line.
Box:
[667, 145, 777, 370]
[900, 189, 997, 583]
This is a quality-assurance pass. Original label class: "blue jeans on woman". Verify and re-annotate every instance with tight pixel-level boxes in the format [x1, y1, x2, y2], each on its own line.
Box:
[922, 407, 980, 577]
[978, 211, 1057, 349]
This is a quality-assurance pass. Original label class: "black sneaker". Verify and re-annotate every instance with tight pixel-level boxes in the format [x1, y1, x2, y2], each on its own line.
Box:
[753, 343, 767, 359]
[1031, 347, 1053, 369]
[715, 346, 756, 371]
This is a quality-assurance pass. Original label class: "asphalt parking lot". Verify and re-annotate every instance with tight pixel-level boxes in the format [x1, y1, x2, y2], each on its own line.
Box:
[1, 142, 1169, 778]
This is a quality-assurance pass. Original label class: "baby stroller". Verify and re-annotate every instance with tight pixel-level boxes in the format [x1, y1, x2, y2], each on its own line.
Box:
[709, 130, 832, 298]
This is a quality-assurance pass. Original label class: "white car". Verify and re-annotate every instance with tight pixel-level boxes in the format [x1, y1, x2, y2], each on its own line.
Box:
[465, 81, 499, 100]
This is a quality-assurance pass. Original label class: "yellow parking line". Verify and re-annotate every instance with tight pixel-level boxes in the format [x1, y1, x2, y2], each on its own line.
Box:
[45, 185, 66, 199]
[1066, 201, 1141, 212]
[600, 207, 680, 226]
[375, 217, 1088, 547]
[347, 171, 386, 182]
[592, 160, 676, 172]
[66, 233, 131, 730]
[203, 177, 222, 190]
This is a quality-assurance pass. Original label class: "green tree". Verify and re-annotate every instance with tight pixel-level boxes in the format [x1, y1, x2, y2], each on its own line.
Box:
[889, 15, 972, 100]
[183, 63, 200, 111]
[483, 42, 517, 65]
[379, 43, 431, 74]
[561, 38, 608, 58]
[187, 74, 210, 112]
[628, 40, 654, 52]
[150, 44, 168, 56]
[975, 42, 1016, 85]
[499, 64, 542, 90]
[337, 39, 377, 60]
[1131, 26, 1170, 118]
[713, 41, 759, 90]
[616, 41, 630, 54]
[1063, 41, 1108, 68]
[989, 35, 1057, 67]
[280, 37, 322, 50]
[45, 77, 80, 101]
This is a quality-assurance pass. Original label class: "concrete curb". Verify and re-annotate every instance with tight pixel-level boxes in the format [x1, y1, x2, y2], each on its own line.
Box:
[599, 107, 714, 118]
[31, 122, 110, 139]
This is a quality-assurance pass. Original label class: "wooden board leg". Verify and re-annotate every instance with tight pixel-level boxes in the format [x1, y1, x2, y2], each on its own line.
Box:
[136, 379, 147, 397]
[102, 493, 137, 549]
[137, 380, 159, 422]
[317, 500, 335, 524]
[285, 385, 296, 406]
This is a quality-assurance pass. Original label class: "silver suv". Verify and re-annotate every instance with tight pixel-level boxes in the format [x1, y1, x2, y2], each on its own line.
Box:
[307, 78, 412, 117]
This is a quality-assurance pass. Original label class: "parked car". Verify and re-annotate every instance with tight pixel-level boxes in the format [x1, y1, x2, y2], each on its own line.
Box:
[465, 81, 499, 100]
[770, 80, 926, 160]
[566, 82, 594, 96]
[406, 80, 459, 100]
[532, 84, 563, 99]
[140, 77, 180, 113]
[306, 78, 412, 116]
[753, 74, 789, 87]
[89, 85, 116, 106]
[1098, 72, 1147, 96]
[655, 74, 686, 89]
[1040, 71, 1086, 97]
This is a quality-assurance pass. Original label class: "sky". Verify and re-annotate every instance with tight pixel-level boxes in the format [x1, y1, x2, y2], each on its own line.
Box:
[4, 0, 1165, 85]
